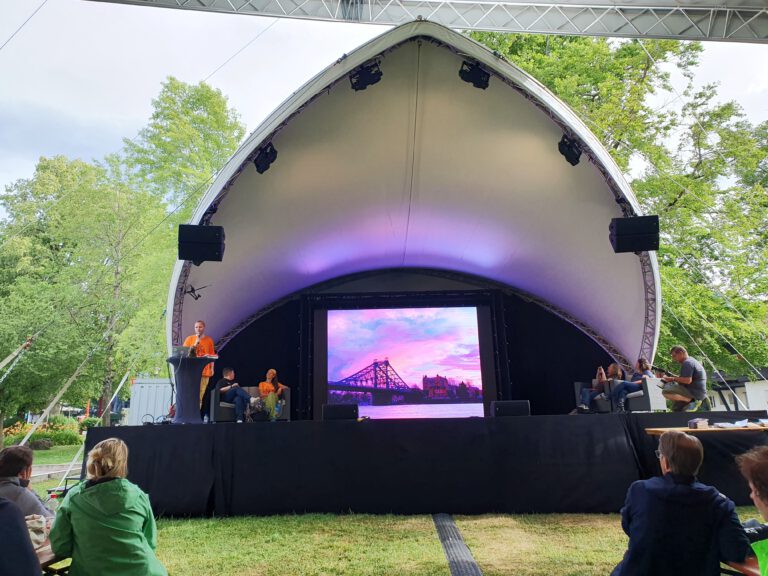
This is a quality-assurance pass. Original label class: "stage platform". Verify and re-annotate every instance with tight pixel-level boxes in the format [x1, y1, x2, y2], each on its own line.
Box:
[85, 411, 768, 517]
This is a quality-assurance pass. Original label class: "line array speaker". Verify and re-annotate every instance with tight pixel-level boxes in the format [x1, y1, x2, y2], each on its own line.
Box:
[609, 215, 659, 253]
[178, 224, 225, 265]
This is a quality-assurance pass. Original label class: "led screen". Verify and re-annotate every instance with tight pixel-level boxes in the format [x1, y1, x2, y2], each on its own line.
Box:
[327, 307, 483, 418]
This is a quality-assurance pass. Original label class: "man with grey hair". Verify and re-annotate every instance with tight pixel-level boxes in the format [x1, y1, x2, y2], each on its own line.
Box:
[661, 345, 707, 412]
[612, 430, 749, 576]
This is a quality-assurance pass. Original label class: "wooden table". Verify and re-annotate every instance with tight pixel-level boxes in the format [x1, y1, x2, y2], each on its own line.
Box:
[645, 426, 767, 436]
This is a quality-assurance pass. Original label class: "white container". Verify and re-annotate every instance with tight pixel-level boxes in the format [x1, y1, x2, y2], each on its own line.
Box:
[127, 379, 173, 426]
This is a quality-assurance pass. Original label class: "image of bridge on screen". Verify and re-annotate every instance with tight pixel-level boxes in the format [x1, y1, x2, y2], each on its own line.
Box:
[327, 307, 483, 419]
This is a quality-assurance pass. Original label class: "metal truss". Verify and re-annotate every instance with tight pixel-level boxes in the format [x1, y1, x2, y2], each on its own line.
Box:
[92, 1, 768, 43]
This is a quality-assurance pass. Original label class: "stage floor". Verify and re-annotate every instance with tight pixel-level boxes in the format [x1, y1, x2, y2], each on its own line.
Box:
[85, 411, 767, 517]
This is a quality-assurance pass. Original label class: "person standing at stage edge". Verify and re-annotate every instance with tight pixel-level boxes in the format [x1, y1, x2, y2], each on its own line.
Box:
[183, 320, 215, 409]
[661, 345, 707, 412]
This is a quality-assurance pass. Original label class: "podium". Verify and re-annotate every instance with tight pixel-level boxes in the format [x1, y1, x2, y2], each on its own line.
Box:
[167, 356, 213, 424]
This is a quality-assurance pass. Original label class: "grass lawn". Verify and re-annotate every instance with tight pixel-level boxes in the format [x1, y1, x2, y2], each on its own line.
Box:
[455, 507, 763, 576]
[155, 515, 449, 576]
[152, 508, 762, 576]
[32, 444, 83, 465]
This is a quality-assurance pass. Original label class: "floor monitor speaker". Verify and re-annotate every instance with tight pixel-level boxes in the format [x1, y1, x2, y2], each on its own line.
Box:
[322, 404, 359, 421]
[491, 400, 531, 417]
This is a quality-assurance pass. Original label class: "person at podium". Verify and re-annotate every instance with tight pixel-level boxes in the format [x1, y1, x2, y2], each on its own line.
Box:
[259, 369, 289, 421]
[183, 320, 215, 409]
[216, 368, 258, 423]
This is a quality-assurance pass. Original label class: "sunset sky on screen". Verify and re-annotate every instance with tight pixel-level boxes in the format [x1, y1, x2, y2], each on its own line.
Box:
[328, 308, 482, 388]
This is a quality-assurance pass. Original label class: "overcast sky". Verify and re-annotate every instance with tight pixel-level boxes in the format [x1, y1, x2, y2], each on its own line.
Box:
[1, 0, 768, 196]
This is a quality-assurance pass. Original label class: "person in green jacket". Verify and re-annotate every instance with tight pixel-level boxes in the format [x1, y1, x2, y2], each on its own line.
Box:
[737, 446, 768, 575]
[50, 437, 167, 576]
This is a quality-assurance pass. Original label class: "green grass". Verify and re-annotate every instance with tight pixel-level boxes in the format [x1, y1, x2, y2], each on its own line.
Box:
[28, 504, 764, 575]
[456, 513, 626, 576]
[33, 444, 83, 465]
[455, 508, 764, 576]
[155, 515, 449, 576]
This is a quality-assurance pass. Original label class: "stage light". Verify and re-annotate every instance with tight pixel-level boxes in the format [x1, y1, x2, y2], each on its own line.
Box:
[558, 135, 582, 166]
[253, 142, 277, 174]
[459, 61, 490, 90]
[350, 61, 382, 91]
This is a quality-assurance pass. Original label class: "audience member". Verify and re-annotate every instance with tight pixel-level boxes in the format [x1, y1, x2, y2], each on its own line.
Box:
[50, 438, 167, 576]
[612, 430, 749, 576]
[661, 345, 707, 412]
[259, 368, 289, 421]
[0, 496, 40, 576]
[216, 367, 258, 423]
[0, 445, 54, 518]
[737, 445, 768, 574]
[577, 363, 623, 412]
[610, 358, 654, 413]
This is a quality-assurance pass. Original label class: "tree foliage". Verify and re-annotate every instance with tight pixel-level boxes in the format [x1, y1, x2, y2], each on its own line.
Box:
[0, 77, 245, 428]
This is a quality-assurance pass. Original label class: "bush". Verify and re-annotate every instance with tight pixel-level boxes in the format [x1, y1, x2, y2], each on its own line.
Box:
[5, 430, 83, 446]
[29, 438, 53, 450]
[47, 415, 79, 432]
[79, 417, 102, 432]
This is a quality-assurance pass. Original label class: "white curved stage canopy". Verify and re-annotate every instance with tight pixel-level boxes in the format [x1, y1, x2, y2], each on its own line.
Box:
[93, 0, 768, 42]
[167, 21, 661, 366]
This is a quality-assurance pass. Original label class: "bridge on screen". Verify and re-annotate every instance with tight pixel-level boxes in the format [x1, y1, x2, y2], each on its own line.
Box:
[329, 359, 423, 405]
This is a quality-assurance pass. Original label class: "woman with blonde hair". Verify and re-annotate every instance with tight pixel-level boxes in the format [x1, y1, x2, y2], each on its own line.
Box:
[50, 438, 167, 576]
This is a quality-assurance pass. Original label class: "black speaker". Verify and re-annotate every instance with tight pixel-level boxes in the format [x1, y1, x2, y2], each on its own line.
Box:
[322, 404, 359, 421]
[491, 400, 530, 417]
[178, 225, 225, 264]
[609, 215, 659, 253]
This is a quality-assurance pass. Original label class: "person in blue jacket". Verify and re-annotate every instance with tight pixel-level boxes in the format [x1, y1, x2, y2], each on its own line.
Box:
[612, 430, 750, 576]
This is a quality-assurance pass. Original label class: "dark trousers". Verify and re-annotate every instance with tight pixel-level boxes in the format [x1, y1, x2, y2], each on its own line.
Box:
[222, 388, 251, 421]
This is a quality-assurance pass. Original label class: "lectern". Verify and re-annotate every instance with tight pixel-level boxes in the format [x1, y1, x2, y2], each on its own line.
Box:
[167, 356, 212, 424]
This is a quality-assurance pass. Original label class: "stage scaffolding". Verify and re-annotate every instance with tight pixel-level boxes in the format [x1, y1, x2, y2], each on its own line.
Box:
[91, 1, 768, 43]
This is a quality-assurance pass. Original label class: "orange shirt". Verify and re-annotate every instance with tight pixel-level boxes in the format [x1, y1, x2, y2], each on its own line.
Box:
[182, 334, 215, 377]
[258, 381, 279, 398]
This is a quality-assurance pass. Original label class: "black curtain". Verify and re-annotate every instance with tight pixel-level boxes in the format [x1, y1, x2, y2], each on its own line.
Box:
[502, 294, 614, 415]
[213, 300, 302, 419]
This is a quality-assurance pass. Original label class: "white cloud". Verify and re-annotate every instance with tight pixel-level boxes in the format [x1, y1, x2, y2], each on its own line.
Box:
[1, 0, 767, 196]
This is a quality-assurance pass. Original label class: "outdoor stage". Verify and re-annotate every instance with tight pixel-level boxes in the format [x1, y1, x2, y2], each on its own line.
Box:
[86, 410, 768, 517]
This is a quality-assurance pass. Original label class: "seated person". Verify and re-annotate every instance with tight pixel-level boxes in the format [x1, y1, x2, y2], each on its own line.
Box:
[577, 363, 624, 412]
[50, 437, 167, 576]
[661, 345, 707, 412]
[612, 430, 749, 576]
[737, 446, 768, 574]
[0, 445, 54, 518]
[0, 497, 40, 576]
[610, 357, 655, 413]
[259, 368, 289, 421]
[216, 367, 258, 423]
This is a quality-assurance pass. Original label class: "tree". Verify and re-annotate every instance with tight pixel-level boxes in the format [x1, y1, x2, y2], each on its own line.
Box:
[123, 76, 246, 215]
[1, 76, 247, 433]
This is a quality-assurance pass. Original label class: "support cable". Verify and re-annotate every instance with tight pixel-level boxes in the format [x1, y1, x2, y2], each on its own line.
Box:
[52, 444, 83, 495]
[678, 252, 768, 342]
[661, 301, 748, 410]
[664, 280, 767, 383]
[19, 315, 120, 446]
[97, 367, 133, 424]
[0, 0, 48, 54]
